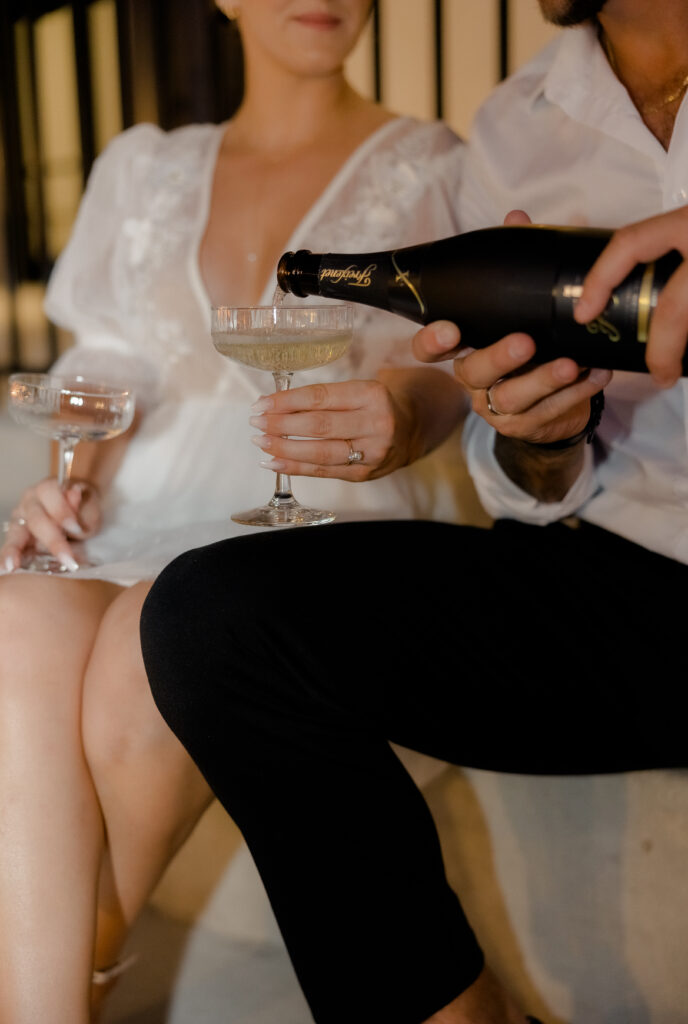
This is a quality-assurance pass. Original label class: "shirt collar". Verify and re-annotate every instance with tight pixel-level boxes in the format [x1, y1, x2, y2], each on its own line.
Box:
[530, 21, 666, 163]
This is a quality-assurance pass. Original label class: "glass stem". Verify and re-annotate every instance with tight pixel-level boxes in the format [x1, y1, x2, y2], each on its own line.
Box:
[58, 438, 77, 488]
[270, 371, 295, 506]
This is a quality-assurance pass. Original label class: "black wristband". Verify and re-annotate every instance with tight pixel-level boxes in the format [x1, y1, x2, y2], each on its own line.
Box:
[526, 391, 605, 450]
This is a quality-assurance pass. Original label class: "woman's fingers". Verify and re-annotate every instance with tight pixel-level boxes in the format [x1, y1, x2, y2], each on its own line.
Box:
[249, 379, 397, 479]
[251, 379, 378, 416]
[0, 478, 89, 572]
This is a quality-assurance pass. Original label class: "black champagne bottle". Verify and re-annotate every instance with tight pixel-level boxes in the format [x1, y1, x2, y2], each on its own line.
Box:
[276, 225, 683, 374]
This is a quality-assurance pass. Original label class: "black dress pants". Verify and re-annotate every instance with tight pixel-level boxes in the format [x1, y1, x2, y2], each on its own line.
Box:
[140, 519, 688, 1024]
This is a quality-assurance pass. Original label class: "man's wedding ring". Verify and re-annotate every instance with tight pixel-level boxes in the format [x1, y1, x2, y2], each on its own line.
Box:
[486, 382, 506, 417]
[346, 441, 364, 464]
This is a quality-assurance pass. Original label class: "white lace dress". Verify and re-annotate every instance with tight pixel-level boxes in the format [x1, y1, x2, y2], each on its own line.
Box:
[27, 116, 467, 584]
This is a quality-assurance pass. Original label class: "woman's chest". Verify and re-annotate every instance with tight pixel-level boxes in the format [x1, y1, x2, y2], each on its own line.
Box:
[199, 148, 348, 308]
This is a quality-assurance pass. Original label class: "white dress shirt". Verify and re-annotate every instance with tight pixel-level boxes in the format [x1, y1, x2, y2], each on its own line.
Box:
[459, 22, 688, 565]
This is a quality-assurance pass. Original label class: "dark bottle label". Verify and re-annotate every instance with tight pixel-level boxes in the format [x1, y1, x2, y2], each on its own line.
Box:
[315, 253, 429, 324]
[551, 250, 682, 371]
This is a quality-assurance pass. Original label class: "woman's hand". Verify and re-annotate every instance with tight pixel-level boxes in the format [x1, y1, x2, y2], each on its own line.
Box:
[1, 478, 102, 573]
[248, 378, 413, 482]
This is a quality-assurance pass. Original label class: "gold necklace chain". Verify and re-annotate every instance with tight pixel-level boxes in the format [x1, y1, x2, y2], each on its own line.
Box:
[599, 26, 688, 113]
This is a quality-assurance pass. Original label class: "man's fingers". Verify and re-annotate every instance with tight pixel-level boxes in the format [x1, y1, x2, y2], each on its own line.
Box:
[576, 209, 688, 323]
[645, 261, 688, 386]
[504, 208, 532, 226]
[452, 333, 537, 391]
[411, 321, 463, 363]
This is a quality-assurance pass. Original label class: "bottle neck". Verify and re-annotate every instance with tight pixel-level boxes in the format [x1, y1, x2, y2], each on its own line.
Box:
[277, 250, 322, 298]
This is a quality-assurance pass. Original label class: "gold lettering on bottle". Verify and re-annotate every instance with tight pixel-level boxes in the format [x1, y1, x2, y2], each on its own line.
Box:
[585, 316, 621, 343]
[319, 264, 377, 287]
[391, 253, 426, 316]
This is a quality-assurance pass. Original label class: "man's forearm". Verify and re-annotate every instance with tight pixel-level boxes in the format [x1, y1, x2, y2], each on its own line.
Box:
[494, 433, 586, 503]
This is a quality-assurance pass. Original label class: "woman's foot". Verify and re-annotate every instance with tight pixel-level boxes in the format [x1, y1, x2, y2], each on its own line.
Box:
[90, 954, 137, 1022]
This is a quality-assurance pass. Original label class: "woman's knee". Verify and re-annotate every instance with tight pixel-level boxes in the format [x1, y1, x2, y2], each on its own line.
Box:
[82, 581, 177, 768]
[0, 575, 117, 712]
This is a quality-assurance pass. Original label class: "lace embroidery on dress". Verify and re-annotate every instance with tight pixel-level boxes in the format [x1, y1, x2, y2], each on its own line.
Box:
[112, 126, 220, 378]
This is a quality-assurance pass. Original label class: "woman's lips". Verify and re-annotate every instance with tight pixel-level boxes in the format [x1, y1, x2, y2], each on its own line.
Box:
[293, 12, 342, 29]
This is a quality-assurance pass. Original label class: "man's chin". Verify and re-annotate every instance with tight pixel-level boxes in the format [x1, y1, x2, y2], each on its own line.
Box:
[538, 0, 607, 26]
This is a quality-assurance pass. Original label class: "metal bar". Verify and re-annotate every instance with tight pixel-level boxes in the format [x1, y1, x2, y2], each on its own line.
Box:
[0, 6, 23, 371]
[71, 0, 96, 184]
[26, 7, 57, 366]
[372, 0, 382, 103]
[499, 0, 509, 80]
[115, 0, 134, 128]
[434, 0, 443, 119]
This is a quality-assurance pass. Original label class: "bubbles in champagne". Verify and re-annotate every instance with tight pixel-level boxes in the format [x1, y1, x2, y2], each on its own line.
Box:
[214, 329, 352, 372]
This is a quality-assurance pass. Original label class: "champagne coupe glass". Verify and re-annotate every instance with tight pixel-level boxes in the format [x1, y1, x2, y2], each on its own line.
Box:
[7, 373, 135, 572]
[211, 303, 354, 526]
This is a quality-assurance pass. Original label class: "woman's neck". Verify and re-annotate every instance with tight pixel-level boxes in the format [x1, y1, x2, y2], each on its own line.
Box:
[229, 65, 367, 158]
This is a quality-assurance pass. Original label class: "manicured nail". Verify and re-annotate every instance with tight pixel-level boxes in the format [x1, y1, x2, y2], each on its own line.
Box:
[260, 458, 285, 471]
[251, 434, 270, 449]
[249, 415, 267, 429]
[4, 556, 15, 573]
[58, 552, 80, 572]
[62, 517, 85, 537]
[250, 397, 273, 414]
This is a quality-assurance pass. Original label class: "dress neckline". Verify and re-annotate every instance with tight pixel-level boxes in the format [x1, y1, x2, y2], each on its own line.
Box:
[188, 115, 410, 328]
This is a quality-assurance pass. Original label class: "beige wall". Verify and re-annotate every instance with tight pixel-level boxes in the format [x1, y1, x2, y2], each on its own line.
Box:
[346, 0, 559, 138]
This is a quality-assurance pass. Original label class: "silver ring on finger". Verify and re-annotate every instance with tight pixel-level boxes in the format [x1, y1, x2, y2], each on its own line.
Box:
[10, 516, 27, 528]
[346, 440, 364, 465]
[485, 380, 507, 417]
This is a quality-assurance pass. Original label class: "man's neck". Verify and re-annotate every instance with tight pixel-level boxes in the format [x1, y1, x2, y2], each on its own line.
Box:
[598, 0, 688, 146]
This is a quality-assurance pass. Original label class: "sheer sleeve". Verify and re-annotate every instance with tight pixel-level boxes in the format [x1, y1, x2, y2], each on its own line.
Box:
[44, 123, 165, 410]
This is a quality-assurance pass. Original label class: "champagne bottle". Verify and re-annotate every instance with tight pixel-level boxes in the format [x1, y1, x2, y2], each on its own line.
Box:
[276, 225, 683, 374]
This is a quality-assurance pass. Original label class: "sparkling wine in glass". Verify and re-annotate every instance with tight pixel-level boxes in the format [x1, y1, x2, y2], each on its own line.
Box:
[211, 303, 354, 526]
[7, 373, 135, 572]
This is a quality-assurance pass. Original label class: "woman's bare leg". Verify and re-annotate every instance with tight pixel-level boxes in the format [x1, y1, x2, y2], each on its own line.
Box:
[423, 967, 530, 1024]
[82, 580, 213, 1007]
[0, 574, 122, 1024]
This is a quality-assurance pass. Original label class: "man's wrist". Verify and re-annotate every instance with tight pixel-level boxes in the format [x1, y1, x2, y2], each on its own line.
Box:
[521, 391, 605, 451]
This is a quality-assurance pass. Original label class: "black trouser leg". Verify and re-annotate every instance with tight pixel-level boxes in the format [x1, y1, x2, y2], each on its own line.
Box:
[140, 520, 687, 1024]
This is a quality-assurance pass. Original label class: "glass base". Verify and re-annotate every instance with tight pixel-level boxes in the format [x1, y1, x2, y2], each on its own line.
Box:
[20, 548, 94, 574]
[231, 498, 335, 527]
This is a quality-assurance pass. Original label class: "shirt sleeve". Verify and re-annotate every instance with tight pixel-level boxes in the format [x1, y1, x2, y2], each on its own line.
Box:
[462, 412, 599, 523]
[44, 123, 164, 410]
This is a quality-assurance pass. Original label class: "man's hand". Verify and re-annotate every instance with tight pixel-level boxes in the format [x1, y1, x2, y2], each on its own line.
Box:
[575, 205, 688, 387]
[412, 315, 611, 448]
[412, 208, 613, 501]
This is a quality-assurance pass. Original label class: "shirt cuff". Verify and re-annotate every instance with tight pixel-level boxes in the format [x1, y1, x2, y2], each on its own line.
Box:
[462, 413, 598, 524]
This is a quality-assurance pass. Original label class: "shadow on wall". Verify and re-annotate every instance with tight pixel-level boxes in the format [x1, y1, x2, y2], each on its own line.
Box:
[430, 766, 688, 1024]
